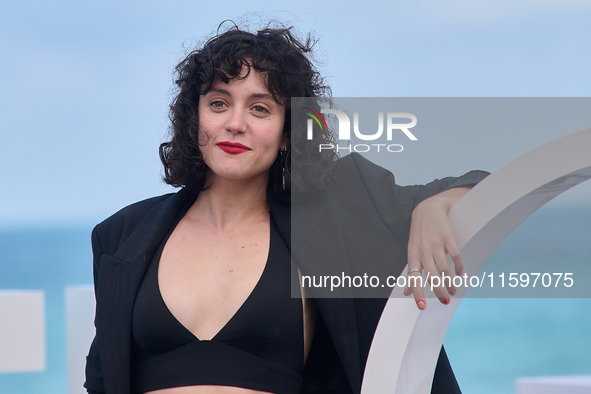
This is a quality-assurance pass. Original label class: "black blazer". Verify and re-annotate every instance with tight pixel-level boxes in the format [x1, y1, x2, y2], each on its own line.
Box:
[85, 153, 488, 394]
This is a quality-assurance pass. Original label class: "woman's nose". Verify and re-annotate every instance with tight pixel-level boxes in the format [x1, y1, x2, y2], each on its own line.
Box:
[225, 110, 247, 134]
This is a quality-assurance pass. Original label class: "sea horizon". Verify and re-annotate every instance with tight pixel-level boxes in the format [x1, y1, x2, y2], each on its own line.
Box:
[1, 204, 590, 393]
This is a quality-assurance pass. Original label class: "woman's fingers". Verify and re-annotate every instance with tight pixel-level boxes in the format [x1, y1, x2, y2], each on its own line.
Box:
[407, 246, 453, 305]
[405, 187, 472, 310]
[406, 243, 459, 307]
[403, 268, 427, 310]
[446, 235, 464, 276]
[434, 248, 457, 296]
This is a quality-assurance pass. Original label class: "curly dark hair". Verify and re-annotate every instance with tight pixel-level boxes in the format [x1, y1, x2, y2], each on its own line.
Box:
[159, 23, 336, 200]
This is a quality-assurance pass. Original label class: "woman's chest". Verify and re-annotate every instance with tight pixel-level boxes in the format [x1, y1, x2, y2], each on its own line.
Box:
[158, 220, 272, 340]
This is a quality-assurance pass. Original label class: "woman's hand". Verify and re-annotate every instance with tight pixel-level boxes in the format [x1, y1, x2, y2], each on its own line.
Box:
[403, 187, 470, 310]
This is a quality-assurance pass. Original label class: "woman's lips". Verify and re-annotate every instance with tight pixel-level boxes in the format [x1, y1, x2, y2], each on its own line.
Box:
[217, 141, 251, 155]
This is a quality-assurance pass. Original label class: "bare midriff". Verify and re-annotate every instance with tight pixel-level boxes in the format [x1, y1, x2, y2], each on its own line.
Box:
[146, 386, 275, 394]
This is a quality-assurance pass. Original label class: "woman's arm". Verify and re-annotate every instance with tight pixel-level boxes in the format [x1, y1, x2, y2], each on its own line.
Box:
[84, 227, 106, 394]
[84, 336, 104, 394]
[403, 187, 471, 310]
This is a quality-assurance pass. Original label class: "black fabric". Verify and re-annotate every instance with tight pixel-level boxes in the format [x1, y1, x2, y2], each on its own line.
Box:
[85, 153, 489, 394]
[130, 211, 304, 394]
[301, 315, 354, 394]
[132, 341, 302, 394]
[431, 347, 462, 394]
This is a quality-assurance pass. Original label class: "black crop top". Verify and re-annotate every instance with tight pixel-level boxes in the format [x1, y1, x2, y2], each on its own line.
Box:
[131, 205, 304, 394]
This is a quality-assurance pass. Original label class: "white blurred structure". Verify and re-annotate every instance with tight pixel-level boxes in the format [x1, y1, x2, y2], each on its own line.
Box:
[363, 128, 591, 394]
[516, 375, 591, 393]
[0, 290, 45, 373]
[65, 285, 95, 394]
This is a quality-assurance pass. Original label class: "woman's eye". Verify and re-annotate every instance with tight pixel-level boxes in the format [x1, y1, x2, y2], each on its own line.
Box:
[210, 101, 225, 109]
[252, 105, 269, 114]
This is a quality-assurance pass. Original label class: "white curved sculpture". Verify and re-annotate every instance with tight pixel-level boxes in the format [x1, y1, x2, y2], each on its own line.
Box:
[362, 128, 591, 394]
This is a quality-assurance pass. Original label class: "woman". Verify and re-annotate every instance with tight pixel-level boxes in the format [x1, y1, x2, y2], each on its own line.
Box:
[85, 24, 487, 394]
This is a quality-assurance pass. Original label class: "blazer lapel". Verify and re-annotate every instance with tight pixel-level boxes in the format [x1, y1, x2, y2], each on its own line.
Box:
[268, 193, 290, 251]
[96, 254, 147, 394]
[96, 188, 197, 394]
[270, 192, 363, 393]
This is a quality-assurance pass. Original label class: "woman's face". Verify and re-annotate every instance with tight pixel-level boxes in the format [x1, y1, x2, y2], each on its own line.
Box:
[198, 69, 285, 186]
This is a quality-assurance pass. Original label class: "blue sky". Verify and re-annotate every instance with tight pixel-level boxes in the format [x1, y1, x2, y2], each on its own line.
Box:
[1, 0, 590, 226]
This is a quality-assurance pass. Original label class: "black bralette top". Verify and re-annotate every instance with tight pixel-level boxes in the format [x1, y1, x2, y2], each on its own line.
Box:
[131, 204, 304, 394]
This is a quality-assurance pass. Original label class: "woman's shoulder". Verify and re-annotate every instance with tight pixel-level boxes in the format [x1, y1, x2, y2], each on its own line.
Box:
[337, 153, 395, 179]
[92, 189, 195, 253]
[322, 153, 397, 196]
[98, 193, 175, 225]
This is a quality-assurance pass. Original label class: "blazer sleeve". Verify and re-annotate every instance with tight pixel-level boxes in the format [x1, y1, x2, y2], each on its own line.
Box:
[81, 192, 180, 394]
[335, 154, 489, 393]
[347, 152, 489, 248]
[84, 226, 106, 394]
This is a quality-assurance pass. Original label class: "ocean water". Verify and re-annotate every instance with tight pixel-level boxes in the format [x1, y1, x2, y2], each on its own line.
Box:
[0, 206, 590, 394]
[444, 205, 591, 393]
[0, 224, 93, 394]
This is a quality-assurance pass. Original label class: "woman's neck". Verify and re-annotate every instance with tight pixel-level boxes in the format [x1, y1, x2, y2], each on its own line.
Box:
[186, 172, 270, 231]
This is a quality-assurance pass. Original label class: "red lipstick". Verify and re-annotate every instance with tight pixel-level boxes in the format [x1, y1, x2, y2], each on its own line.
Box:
[217, 141, 250, 155]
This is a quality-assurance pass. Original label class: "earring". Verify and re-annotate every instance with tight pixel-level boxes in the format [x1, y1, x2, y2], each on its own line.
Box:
[280, 146, 286, 191]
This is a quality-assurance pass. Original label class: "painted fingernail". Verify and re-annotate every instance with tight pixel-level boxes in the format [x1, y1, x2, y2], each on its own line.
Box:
[441, 298, 450, 305]
[417, 300, 426, 309]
